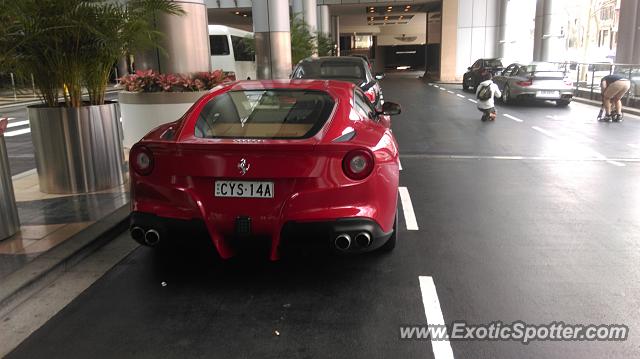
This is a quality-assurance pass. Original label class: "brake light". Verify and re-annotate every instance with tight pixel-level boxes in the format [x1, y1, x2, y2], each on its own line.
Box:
[343, 149, 374, 180]
[365, 87, 376, 103]
[516, 79, 533, 87]
[131, 145, 154, 176]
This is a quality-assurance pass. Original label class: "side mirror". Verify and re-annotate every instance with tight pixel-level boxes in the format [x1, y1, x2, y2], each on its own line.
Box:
[379, 102, 401, 116]
[375, 72, 385, 80]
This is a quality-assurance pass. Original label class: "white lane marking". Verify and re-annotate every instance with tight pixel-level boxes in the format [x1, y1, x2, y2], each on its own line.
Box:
[398, 159, 403, 171]
[456, 94, 466, 99]
[467, 99, 478, 104]
[531, 126, 560, 140]
[440, 87, 447, 91]
[7, 120, 29, 128]
[399, 187, 419, 230]
[400, 153, 640, 163]
[419, 276, 455, 359]
[4, 128, 31, 137]
[447, 90, 454, 94]
[504, 114, 523, 123]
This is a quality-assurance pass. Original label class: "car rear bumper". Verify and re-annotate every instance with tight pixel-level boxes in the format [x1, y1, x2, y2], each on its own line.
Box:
[130, 211, 393, 259]
[512, 88, 574, 100]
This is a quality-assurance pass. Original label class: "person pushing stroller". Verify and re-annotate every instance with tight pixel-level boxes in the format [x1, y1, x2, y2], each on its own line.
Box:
[476, 70, 502, 121]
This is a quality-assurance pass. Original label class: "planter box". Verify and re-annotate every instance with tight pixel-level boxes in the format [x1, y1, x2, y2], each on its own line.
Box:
[118, 91, 207, 149]
[28, 102, 125, 194]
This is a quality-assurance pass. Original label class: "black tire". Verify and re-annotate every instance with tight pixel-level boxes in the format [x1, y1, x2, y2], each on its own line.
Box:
[556, 100, 571, 107]
[502, 85, 511, 105]
[380, 209, 398, 252]
[462, 77, 469, 91]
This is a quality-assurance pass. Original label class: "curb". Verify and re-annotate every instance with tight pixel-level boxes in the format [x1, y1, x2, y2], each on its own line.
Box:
[571, 96, 640, 117]
[0, 204, 130, 317]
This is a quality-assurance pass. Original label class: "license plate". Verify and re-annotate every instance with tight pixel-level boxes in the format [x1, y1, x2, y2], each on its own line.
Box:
[536, 90, 560, 98]
[215, 181, 274, 198]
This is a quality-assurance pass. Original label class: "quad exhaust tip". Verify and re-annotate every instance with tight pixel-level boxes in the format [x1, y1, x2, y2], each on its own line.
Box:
[334, 233, 351, 251]
[130, 226, 145, 241]
[144, 229, 161, 246]
[355, 232, 372, 248]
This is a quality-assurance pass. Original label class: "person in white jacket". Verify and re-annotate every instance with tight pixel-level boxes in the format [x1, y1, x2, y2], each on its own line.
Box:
[475, 71, 502, 121]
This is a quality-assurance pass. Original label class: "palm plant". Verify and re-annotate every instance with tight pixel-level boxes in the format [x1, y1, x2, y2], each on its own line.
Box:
[290, 15, 316, 64]
[2, 0, 184, 107]
[316, 32, 335, 57]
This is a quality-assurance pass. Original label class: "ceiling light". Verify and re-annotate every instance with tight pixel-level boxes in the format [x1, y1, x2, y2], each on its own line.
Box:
[404, 8, 409, 11]
[387, 9, 392, 12]
[235, 11, 240, 14]
[406, 5, 411, 8]
[242, 14, 247, 17]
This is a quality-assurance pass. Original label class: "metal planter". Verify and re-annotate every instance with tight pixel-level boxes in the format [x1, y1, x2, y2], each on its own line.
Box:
[0, 118, 20, 240]
[27, 102, 124, 194]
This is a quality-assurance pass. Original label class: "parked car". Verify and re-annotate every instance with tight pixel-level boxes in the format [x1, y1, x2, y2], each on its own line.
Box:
[291, 56, 385, 109]
[129, 80, 401, 260]
[208, 25, 256, 80]
[462, 58, 504, 91]
[493, 62, 574, 106]
[350, 54, 373, 70]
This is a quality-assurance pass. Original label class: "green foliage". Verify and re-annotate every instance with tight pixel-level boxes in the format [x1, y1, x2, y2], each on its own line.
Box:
[290, 15, 316, 65]
[1, 0, 184, 107]
[316, 32, 335, 57]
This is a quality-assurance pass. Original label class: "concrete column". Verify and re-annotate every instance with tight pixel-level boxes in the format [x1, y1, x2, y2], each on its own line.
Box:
[331, 15, 340, 56]
[616, 0, 640, 64]
[292, 0, 317, 56]
[496, 0, 508, 59]
[439, 0, 458, 82]
[135, 0, 210, 74]
[533, 0, 561, 62]
[292, 0, 317, 32]
[317, 5, 330, 36]
[252, 0, 292, 79]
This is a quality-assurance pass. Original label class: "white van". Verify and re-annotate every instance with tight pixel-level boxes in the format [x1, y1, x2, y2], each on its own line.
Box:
[208, 25, 257, 80]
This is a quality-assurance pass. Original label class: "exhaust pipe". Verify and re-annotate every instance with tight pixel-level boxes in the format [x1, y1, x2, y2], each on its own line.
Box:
[144, 229, 160, 246]
[355, 232, 372, 248]
[130, 226, 145, 242]
[334, 233, 351, 251]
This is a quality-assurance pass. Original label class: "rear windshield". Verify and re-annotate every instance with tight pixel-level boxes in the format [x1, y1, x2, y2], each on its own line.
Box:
[195, 90, 335, 139]
[484, 59, 503, 68]
[294, 61, 365, 80]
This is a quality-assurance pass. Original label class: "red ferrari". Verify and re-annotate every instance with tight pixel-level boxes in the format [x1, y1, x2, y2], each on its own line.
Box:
[129, 80, 401, 260]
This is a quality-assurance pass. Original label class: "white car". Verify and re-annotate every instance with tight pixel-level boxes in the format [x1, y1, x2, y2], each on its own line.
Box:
[208, 25, 256, 80]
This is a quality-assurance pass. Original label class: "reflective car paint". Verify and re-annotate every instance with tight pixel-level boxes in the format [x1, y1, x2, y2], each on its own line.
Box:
[130, 80, 399, 260]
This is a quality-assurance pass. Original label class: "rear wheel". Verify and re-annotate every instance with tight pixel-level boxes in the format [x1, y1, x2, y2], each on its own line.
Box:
[462, 78, 469, 91]
[502, 85, 512, 105]
[380, 209, 398, 252]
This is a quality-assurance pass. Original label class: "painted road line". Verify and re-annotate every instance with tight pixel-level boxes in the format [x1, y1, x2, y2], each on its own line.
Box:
[592, 151, 626, 167]
[400, 153, 640, 163]
[419, 276, 455, 359]
[4, 128, 31, 137]
[399, 187, 419, 230]
[467, 99, 478, 104]
[447, 90, 454, 94]
[456, 94, 466, 99]
[7, 120, 29, 128]
[440, 87, 447, 91]
[398, 159, 403, 171]
[504, 114, 523, 123]
[531, 126, 560, 140]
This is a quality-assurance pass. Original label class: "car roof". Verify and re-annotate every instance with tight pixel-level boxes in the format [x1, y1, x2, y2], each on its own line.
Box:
[297, 56, 368, 65]
[224, 79, 356, 93]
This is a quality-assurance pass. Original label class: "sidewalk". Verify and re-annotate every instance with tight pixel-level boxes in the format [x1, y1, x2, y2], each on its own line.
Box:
[0, 169, 130, 311]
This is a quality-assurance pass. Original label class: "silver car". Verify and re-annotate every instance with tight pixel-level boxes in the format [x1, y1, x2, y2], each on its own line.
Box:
[494, 62, 574, 107]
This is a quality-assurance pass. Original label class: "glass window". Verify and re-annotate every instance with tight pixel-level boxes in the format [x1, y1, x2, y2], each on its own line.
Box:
[294, 61, 365, 80]
[484, 59, 503, 68]
[195, 90, 335, 139]
[231, 35, 255, 61]
[354, 90, 374, 120]
[210, 35, 230, 56]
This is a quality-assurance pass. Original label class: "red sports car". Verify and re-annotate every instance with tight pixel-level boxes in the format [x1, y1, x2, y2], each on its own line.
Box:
[129, 80, 401, 260]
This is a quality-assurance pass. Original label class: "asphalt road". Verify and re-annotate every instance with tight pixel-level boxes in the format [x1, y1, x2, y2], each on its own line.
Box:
[0, 92, 119, 176]
[7, 76, 640, 358]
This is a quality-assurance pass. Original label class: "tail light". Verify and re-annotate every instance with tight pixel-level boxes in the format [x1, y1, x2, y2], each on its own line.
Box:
[131, 145, 154, 176]
[364, 87, 377, 103]
[516, 79, 533, 87]
[343, 149, 374, 180]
